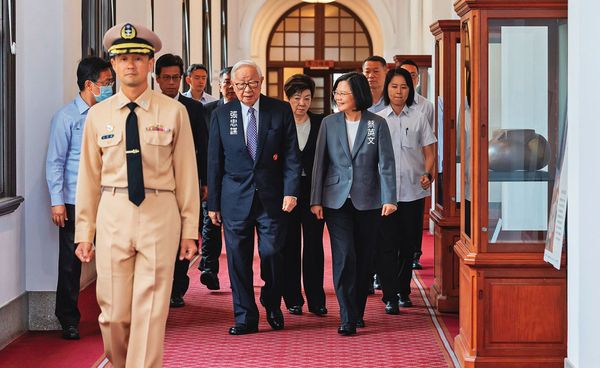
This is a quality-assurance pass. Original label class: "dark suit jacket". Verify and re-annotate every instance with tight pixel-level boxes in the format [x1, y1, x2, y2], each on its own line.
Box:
[178, 94, 209, 185]
[204, 98, 225, 124]
[310, 110, 396, 210]
[298, 111, 323, 198]
[207, 95, 301, 220]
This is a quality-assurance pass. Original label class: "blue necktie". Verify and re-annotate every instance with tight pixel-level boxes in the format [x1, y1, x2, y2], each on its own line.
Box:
[247, 107, 257, 160]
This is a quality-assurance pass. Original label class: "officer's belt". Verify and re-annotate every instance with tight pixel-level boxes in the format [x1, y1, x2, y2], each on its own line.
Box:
[102, 186, 174, 194]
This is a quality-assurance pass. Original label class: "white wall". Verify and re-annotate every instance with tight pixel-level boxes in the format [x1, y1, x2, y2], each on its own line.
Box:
[0, 209, 25, 306]
[17, 0, 81, 292]
[567, 0, 600, 367]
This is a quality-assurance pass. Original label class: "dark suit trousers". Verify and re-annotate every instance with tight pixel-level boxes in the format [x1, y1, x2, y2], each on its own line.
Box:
[378, 198, 425, 302]
[199, 200, 223, 273]
[324, 199, 381, 325]
[282, 177, 326, 309]
[55, 204, 82, 329]
[223, 195, 287, 326]
[172, 253, 190, 297]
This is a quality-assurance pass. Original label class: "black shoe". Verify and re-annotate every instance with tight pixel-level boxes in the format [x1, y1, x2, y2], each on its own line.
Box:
[200, 271, 220, 290]
[170, 295, 185, 308]
[287, 305, 303, 315]
[412, 259, 423, 270]
[356, 318, 365, 328]
[373, 274, 382, 290]
[399, 295, 413, 308]
[62, 325, 80, 340]
[385, 301, 400, 315]
[228, 324, 258, 335]
[266, 309, 284, 330]
[337, 324, 356, 336]
[308, 306, 328, 316]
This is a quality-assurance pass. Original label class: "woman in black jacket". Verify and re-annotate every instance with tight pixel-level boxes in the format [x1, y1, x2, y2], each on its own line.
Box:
[281, 74, 327, 317]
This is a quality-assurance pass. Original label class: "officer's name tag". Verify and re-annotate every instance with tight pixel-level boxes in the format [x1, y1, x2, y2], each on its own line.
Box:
[146, 124, 171, 132]
[101, 134, 114, 140]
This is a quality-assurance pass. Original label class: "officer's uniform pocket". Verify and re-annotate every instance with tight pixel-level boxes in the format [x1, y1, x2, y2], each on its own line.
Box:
[98, 130, 122, 148]
[143, 130, 173, 146]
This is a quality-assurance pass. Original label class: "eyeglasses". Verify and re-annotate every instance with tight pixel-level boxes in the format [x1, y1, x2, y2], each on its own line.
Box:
[234, 81, 260, 91]
[94, 80, 114, 87]
[333, 91, 352, 97]
[159, 75, 182, 82]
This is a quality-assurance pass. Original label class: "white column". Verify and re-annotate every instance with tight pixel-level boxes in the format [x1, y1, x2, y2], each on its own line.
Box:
[567, 0, 600, 367]
[153, 0, 183, 57]
[409, 0, 424, 53]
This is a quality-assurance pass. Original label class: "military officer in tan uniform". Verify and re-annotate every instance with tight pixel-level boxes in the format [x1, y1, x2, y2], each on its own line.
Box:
[74, 23, 199, 368]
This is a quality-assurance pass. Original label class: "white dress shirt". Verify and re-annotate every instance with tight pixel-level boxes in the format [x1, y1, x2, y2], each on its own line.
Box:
[182, 90, 218, 105]
[378, 105, 437, 202]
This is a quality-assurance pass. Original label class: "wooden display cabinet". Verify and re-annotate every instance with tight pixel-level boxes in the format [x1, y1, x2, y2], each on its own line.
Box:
[429, 20, 461, 313]
[453, 0, 567, 367]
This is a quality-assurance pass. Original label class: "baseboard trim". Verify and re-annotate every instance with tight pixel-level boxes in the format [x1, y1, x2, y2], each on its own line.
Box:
[565, 358, 576, 368]
[28, 291, 61, 331]
[0, 292, 28, 350]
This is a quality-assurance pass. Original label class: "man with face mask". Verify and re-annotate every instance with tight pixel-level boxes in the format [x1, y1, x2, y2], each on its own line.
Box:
[45, 56, 113, 340]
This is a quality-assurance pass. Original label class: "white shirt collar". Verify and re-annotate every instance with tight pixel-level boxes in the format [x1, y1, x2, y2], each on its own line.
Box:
[240, 97, 260, 116]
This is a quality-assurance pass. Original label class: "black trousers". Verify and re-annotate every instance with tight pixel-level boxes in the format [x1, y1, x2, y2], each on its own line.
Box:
[282, 178, 326, 310]
[172, 252, 190, 297]
[378, 198, 425, 302]
[223, 195, 287, 326]
[55, 204, 82, 329]
[325, 199, 381, 325]
[199, 200, 223, 273]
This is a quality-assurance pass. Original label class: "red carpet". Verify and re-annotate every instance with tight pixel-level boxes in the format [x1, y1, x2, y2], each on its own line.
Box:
[0, 230, 458, 368]
[414, 232, 460, 341]
[0, 281, 103, 367]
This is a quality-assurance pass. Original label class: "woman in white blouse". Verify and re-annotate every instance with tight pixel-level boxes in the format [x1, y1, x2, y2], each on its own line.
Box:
[376, 68, 436, 315]
[281, 74, 327, 317]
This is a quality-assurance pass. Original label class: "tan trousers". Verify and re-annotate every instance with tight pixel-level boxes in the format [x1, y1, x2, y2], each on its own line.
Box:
[95, 189, 181, 368]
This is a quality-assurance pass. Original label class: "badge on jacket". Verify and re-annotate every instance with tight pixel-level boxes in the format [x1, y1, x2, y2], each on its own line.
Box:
[146, 124, 171, 132]
[273, 153, 278, 161]
[229, 110, 238, 135]
[367, 120, 376, 144]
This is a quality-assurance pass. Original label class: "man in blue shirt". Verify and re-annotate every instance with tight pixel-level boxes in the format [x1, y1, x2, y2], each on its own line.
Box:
[45, 56, 113, 340]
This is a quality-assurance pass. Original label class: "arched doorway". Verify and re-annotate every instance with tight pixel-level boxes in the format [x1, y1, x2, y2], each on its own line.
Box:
[266, 2, 373, 115]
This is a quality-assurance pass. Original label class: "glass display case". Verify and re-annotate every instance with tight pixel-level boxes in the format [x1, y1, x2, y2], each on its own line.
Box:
[429, 20, 461, 313]
[453, 1, 567, 367]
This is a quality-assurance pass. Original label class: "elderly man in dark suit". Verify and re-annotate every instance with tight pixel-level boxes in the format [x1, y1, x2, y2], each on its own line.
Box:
[155, 53, 208, 308]
[208, 60, 301, 335]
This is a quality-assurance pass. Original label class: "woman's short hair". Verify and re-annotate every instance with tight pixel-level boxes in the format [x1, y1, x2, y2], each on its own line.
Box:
[382, 68, 415, 107]
[284, 74, 315, 99]
[331, 72, 372, 111]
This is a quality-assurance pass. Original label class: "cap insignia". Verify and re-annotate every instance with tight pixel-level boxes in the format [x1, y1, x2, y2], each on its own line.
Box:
[121, 24, 137, 40]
